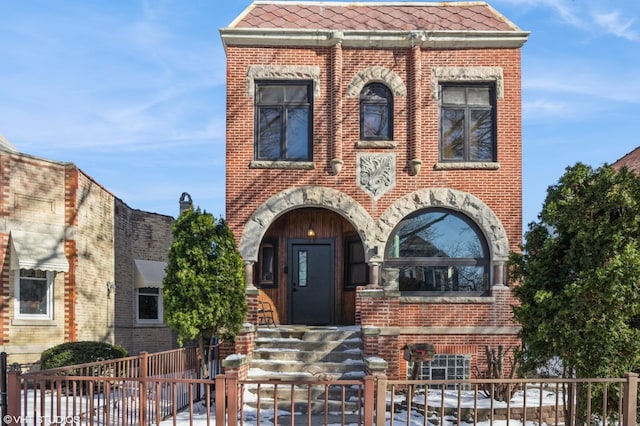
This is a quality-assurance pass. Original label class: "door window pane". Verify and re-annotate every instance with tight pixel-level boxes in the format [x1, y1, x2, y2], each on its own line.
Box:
[298, 250, 308, 287]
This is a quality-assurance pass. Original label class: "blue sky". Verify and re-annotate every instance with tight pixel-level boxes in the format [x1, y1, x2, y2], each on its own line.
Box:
[0, 0, 639, 232]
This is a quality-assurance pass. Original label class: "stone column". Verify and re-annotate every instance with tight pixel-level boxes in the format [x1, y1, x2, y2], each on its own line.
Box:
[409, 42, 422, 175]
[368, 261, 380, 287]
[493, 261, 505, 287]
[330, 34, 344, 175]
[382, 267, 399, 291]
[244, 260, 260, 325]
[244, 260, 256, 290]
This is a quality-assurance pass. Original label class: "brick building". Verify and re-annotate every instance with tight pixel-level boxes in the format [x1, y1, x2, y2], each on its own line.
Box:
[0, 138, 176, 366]
[221, 1, 529, 380]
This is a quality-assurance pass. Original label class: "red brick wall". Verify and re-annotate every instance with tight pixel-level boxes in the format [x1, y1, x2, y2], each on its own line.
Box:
[225, 45, 522, 247]
[225, 41, 523, 379]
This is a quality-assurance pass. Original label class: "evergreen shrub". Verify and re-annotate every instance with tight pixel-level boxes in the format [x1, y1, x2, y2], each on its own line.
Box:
[40, 341, 128, 370]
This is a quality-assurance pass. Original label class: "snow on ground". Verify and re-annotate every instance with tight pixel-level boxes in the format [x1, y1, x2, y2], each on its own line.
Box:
[14, 384, 563, 425]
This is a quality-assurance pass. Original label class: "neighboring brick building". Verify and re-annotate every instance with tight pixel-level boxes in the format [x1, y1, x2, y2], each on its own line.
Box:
[0, 138, 176, 366]
[221, 1, 529, 380]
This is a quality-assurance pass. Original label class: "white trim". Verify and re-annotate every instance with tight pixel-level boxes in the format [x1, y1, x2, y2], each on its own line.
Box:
[133, 259, 167, 288]
[246, 65, 321, 98]
[14, 269, 54, 321]
[136, 287, 164, 325]
[221, 29, 529, 50]
[431, 66, 504, 99]
[10, 230, 68, 272]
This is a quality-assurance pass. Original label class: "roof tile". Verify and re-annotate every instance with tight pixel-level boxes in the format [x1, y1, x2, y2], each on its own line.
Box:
[231, 2, 520, 32]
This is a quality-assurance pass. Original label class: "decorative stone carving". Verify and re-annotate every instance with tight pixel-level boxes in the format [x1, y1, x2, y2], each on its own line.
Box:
[246, 65, 321, 98]
[410, 159, 422, 175]
[431, 66, 504, 99]
[238, 186, 376, 262]
[238, 186, 510, 266]
[331, 158, 344, 175]
[382, 267, 399, 291]
[357, 154, 396, 201]
[377, 188, 511, 261]
[346, 66, 406, 97]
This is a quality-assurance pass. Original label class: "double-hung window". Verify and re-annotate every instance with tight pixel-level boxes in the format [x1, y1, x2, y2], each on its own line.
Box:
[440, 84, 496, 162]
[133, 259, 166, 324]
[16, 269, 53, 320]
[255, 81, 313, 161]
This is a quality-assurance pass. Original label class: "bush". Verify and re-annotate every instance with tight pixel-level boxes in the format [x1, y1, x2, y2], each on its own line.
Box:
[40, 341, 128, 370]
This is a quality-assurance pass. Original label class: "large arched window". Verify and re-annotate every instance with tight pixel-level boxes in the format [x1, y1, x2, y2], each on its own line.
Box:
[360, 83, 393, 140]
[385, 209, 490, 295]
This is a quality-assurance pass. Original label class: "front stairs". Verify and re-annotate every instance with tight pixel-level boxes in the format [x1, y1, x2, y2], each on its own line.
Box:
[246, 326, 366, 413]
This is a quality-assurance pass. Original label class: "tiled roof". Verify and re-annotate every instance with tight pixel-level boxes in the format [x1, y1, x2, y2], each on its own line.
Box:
[229, 1, 521, 32]
[613, 147, 640, 174]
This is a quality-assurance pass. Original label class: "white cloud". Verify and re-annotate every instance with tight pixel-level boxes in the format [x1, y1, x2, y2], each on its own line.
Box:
[495, 0, 640, 41]
[591, 10, 639, 42]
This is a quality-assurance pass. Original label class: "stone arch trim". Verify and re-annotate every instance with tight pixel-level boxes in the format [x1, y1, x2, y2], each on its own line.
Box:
[239, 186, 376, 262]
[375, 188, 510, 262]
[431, 66, 504, 99]
[346, 66, 407, 98]
[246, 65, 321, 98]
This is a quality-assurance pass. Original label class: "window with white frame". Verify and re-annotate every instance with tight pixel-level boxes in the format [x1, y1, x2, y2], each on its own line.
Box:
[16, 269, 53, 320]
[137, 287, 162, 322]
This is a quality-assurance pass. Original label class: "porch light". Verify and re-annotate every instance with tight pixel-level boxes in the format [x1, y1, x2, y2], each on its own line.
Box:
[307, 224, 316, 240]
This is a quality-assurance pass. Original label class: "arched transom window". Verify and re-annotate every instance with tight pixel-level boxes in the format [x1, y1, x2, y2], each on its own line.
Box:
[385, 209, 490, 295]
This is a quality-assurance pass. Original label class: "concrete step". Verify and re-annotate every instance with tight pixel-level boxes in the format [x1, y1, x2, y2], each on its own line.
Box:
[247, 326, 366, 409]
[250, 359, 365, 378]
[250, 326, 364, 377]
[253, 347, 362, 363]
[257, 326, 361, 342]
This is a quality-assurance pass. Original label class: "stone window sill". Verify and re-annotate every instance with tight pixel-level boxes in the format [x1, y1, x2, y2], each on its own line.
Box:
[250, 161, 315, 170]
[400, 296, 495, 304]
[12, 319, 57, 326]
[135, 322, 167, 328]
[434, 162, 500, 170]
[356, 140, 396, 149]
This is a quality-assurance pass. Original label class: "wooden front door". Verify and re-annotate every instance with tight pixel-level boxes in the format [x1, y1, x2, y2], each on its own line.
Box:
[289, 241, 333, 325]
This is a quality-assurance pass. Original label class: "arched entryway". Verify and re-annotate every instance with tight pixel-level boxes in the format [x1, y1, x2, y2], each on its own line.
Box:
[252, 207, 366, 325]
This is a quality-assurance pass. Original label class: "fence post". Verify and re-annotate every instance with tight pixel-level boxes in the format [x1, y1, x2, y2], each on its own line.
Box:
[215, 375, 226, 425]
[226, 370, 238, 426]
[623, 372, 638, 426]
[1, 352, 6, 423]
[376, 374, 388, 426]
[363, 376, 375, 426]
[139, 352, 148, 426]
[6, 371, 20, 425]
